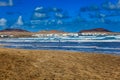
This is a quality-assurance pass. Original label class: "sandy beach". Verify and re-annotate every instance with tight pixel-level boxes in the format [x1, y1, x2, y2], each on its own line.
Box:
[0, 48, 120, 80]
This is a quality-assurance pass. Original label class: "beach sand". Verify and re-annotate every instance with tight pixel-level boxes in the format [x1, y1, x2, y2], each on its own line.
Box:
[0, 48, 120, 80]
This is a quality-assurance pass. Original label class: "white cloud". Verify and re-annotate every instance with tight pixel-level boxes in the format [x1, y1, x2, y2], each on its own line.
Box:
[52, 8, 62, 12]
[0, 18, 7, 26]
[32, 12, 49, 20]
[35, 7, 44, 11]
[57, 20, 63, 24]
[55, 13, 64, 19]
[103, 0, 120, 10]
[9, 0, 13, 6]
[34, 6, 48, 13]
[10, 16, 24, 29]
[52, 8, 58, 11]
[35, 13, 46, 18]
[0, 0, 13, 6]
[108, 2, 116, 9]
[0, 2, 8, 6]
[16, 16, 24, 25]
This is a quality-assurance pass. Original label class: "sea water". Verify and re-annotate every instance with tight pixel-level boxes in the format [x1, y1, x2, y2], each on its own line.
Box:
[0, 35, 120, 55]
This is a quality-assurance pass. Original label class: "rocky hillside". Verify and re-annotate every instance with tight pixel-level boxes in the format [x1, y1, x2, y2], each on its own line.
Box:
[79, 28, 112, 33]
[0, 29, 33, 37]
[0, 29, 29, 32]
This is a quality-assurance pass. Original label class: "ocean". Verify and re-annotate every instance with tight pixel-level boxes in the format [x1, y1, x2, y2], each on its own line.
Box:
[0, 36, 120, 55]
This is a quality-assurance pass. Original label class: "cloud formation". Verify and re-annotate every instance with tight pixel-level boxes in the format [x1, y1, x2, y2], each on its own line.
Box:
[0, 18, 7, 27]
[50, 7, 63, 12]
[80, 0, 120, 12]
[32, 12, 49, 20]
[0, 0, 13, 6]
[1, 1, 120, 32]
[31, 6, 70, 27]
[35, 7, 48, 13]
[10, 16, 25, 29]
[102, 0, 120, 10]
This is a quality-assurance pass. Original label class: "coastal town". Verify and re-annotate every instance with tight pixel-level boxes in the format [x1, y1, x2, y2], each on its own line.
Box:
[0, 28, 120, 38]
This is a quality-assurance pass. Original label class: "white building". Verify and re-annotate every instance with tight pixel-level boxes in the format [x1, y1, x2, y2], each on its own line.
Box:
[0, 34, 13, 38]
[79, 32, 110, 36]
[32, 33, 79, 37]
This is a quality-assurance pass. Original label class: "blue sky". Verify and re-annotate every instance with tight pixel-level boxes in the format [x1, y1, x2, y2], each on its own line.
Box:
[0, 0, 120, 32]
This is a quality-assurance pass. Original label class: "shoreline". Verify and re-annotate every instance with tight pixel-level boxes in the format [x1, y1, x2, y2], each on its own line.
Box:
[0, 48, 120, 79]
[1, 46, 120, 56]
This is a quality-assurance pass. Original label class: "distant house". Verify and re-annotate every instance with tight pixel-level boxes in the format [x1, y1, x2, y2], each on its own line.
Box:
[78, 32, 120, 36]
[0, 34, 14, 38]
[32, 33, 79, 37]
[79, 32, 108, 36]
[0, 35, 8, 38]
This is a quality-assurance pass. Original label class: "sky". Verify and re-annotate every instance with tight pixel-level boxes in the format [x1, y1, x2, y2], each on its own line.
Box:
[0, 0, 120, 32]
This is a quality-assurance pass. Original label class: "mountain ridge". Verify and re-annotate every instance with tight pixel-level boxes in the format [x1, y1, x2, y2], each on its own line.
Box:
[0, 28, 30, 32]
[79, 28, 112, 33]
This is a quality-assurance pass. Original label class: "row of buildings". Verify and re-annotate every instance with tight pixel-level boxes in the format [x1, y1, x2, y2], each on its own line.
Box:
[0, 30, 120, 38]
[78, 32, 120, 36]
[32, 32, 120, 38]
[0, 34, 14, 38]
[32, 33, 79, 37]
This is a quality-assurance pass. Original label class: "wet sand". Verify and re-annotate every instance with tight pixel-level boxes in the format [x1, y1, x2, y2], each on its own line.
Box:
[0, 48, 120, 80]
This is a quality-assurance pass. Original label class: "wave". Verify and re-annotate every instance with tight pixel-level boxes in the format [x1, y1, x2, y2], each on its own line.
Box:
[1, 39, 120, 42]
[2, 43, 120, 50]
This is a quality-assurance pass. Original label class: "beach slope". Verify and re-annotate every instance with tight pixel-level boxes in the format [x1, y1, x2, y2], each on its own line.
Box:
[0, 48, 120, 80]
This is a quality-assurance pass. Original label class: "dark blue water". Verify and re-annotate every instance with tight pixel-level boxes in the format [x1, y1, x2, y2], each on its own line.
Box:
[1, 41, 120, 55]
